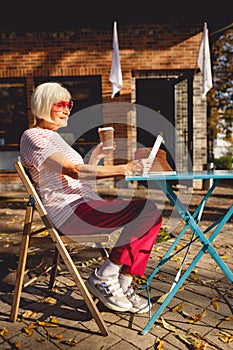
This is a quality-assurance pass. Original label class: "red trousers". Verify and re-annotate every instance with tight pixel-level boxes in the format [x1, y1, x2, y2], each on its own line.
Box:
[60, 199, 162, 276]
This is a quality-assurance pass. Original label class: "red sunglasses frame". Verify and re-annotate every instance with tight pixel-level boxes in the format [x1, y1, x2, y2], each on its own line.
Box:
[52, 100, 74, 111]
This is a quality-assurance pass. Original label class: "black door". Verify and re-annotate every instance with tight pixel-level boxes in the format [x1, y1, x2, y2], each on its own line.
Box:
[136, 78, 176, 170]
[136, 75, 192, 171]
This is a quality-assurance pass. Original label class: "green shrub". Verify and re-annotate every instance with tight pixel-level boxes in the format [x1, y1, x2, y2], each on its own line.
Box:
[214, 155, 233, 170]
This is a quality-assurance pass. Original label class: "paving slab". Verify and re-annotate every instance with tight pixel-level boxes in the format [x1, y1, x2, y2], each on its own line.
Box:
[0, 183, 233, 349]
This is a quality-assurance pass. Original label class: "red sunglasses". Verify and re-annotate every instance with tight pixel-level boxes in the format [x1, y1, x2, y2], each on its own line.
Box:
[52, 100, 74, 111]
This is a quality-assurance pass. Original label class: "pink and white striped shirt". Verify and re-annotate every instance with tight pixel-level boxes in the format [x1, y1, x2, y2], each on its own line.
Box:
[20, 128, 99, 227]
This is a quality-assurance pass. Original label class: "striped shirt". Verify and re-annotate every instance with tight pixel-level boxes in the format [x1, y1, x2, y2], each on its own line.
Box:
[20, 128, 99, 227]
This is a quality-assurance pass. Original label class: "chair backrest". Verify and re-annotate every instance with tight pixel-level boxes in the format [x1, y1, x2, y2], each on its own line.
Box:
[14, 161, 48, 218]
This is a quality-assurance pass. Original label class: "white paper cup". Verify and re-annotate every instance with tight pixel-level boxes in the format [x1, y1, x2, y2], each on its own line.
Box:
[98, 127, 114, 149]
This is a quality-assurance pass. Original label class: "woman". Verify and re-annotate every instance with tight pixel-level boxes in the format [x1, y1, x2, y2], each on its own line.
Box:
[20, 81, 162, 314]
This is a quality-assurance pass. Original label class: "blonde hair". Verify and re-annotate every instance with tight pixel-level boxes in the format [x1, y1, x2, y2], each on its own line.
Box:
[31, 81, 71, 122]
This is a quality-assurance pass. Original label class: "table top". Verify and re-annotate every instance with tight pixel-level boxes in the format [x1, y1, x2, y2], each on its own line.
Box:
[125, 170, 233, 181]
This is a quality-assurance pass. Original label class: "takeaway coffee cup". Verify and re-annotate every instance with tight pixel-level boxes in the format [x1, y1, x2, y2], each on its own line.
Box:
[98, 126, 114, 149]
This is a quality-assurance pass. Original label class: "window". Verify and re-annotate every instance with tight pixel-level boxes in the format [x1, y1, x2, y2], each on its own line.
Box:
[0, 78, 28, 150]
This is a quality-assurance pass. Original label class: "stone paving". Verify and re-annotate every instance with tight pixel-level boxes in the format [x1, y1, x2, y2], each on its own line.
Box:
[0, 182, 233, 349]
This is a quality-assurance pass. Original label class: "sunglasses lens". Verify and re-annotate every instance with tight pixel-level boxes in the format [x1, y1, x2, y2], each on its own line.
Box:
[56, 102, 64, 108]
[53, 100, 74, 110]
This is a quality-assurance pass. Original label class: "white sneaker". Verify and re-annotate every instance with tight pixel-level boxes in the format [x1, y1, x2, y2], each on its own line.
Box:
[125, 286, 151, 314]
[86, 269, 133, 312]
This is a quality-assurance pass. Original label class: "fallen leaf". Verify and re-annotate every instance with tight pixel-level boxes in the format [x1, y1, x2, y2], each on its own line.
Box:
[16, 316, 24, 322]
[37, 231, 49, 236]
[219, 334, 233, 343]
[190, 271, 199, 282]
[23, 323, 37, 336]
[178, 286, 185, 291]
[176, 333, 207, 349]
[35, 258, 45, 269]
[211, 296, 220, 301]
[155, 273, 165, 280]
[157, 293, 169, 304]
[37, 321, 58, 327]
[225, 317, 233, 321]
[65, 338, 78, 345]
[171, 256, 183, 261]
[154, 247, 161, 252]
[161, 318, 177, 332]
[159, 318, 209, 350]
[22, 310, 38, 319]
[36, 337, 45, 342]
[42, 297, 57, 304]
[175, 244, 184, 250]
[8, 268, 17, 273]
[180, 309, 207, 323]
[133, 275, 147, 285]
[187, 330, 221, 349]
[47, 331, 63, 340]
[0, 327, 9, 336]
[226, 244, 233, 249]
[211, 301, 219, 311]
[50, 316, 59, 324]
[213, 244, 220, 248]
[154, 337, 164, 349]
[172, 303, 183, 312]
[219, 254, 229, 260]
[219, 330, 232, 337]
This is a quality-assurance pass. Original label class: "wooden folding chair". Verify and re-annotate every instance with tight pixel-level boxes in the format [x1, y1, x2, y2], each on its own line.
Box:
[10, 161, 109, 336]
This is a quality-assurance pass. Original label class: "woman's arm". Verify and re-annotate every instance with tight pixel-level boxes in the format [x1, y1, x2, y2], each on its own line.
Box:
[43, 151, 149, 180]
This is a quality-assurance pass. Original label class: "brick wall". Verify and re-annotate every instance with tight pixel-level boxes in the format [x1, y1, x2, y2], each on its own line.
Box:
[0, 23, 202, 125]
[0, 171, 24, 192]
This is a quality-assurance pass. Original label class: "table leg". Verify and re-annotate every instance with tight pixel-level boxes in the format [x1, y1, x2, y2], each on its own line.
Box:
[141, 181, 233, 335]
[144, 179, 219, 287]
[159, 180, 233, 282]
[141, 242, 212, 334]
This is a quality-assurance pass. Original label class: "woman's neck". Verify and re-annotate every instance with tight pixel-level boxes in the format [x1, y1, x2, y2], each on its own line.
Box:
[35, 119, 57, 131]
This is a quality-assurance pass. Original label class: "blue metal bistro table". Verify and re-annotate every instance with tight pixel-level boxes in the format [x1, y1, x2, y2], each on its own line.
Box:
[125, 170, 233, 335]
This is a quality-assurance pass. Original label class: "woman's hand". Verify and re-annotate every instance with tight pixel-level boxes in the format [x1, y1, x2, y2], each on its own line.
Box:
[89, 142, 116, 165]
[125, 159, 152, 176]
